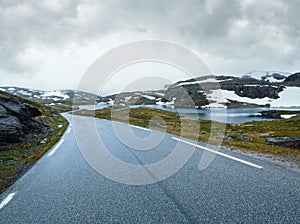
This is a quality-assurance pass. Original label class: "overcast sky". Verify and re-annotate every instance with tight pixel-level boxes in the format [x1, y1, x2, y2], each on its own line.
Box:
[0, 0, 299, 91]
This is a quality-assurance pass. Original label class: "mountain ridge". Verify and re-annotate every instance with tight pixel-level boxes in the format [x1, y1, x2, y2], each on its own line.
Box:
[1, 71, 299, 109]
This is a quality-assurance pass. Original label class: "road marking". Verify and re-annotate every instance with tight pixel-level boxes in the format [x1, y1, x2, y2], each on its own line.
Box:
[172, 137, 263, 169]
[0, 192, 16, 210]
[130, 125, 151, 132]
[112, 121, 151, 132]
[48, 139, 65, 157]
[66, 127, 71, 134]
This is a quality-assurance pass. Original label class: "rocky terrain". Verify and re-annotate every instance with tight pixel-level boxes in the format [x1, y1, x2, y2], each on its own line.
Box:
[266, 137, 300, 150]
[0, 95, 48, 143]
[0, 87, 99, 107]
[0, 91, 68, 193]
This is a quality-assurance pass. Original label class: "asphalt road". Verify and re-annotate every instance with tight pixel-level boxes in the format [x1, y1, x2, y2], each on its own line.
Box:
[0, 113, 299, 223]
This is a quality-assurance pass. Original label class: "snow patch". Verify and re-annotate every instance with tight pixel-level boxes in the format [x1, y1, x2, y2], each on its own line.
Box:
[142, 95, 156, 100]
[154, 92, 164, 96]
[244, 71, 290, 83]
[124, 96, 132, 102]
[156, 97, 176, 106]
[271, 87, 300, 107]
[176, 78, 218, 86]
[281, 114, 297, 119]
[205, 89, 273, 107]
[41, 91, 70, 99]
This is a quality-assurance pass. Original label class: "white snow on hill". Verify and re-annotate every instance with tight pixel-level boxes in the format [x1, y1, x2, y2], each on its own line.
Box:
[243, 71, 290, 83]
[205, 87, 300, 108]
[206, 89, 273, 108]
[271, 87, 300, 107]
[175, 78, 219, 86]
[40, 91, 70, 100]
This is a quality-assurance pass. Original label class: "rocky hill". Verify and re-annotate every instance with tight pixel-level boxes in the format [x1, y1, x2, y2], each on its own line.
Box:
[0, 87, 99, 107]
[1, 71, 299, 109]
[98, 71, 300, 108]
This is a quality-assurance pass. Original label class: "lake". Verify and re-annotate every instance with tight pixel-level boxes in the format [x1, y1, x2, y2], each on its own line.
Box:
[79, 104, 300, 124]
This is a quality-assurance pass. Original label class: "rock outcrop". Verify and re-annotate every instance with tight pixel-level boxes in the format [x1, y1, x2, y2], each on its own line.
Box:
[0, 95, 48, 143]
[220, 80, 284, 99]
[266, 137, 300, 150]
[284, 72, 300, 83]
[260, 110, 281, 119]
[284, 72, 300, 87]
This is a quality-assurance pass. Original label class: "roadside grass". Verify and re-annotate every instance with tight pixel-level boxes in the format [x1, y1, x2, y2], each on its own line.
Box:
[73, 107, 300, 158]
[0, 114, 68, 193]
[0, 91, 69, 194]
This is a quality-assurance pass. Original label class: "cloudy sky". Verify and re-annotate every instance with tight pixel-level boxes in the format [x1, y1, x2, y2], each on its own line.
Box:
[0, 0, 299, 91]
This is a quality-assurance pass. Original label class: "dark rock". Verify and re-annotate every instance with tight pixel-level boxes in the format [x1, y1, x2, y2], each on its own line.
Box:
[220, 78, 284, 99]
[234, 85, 283, 99]
[272, 73, 286, 80]
[0, 105, 8, 118]
[266, 137, 300, 150]
[0, 116, 23, 142]
[0, 95, 48, 143]
[160, 98, 171, 103]
[284, 72, 300, 83]
[236, 133, 252, 142]
[216, 135, 233, 141]
[0, 96, 41, 118]
[241, 75, 258, 81]
[260, 110, 281, 119]
[226, 99, 270, 109]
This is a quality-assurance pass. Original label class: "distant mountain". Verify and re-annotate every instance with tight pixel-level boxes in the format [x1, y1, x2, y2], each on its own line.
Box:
[284, 72, 300, 86]
[99, 72, 300, 108]
[242, 71, 291, 83]
[1, 71, 299, 109]
[0, 87, 99, 106]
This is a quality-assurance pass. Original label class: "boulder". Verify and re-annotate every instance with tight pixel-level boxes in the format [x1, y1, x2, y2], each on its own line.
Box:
[0, 116, 23, 142]
[236, 133, 252, 142]
[266, 137, 300, 150]
[0, 96, 47, 143]
[0, 96, 41, 118]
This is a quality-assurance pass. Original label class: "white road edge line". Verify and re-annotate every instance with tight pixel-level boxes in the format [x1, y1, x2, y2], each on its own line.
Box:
[173, 137, 263, 169]
[47, 139, 65, 157]
[0, 192, 16, 210]
[130, 125, 151, 132]
[66, 127, 71, 134]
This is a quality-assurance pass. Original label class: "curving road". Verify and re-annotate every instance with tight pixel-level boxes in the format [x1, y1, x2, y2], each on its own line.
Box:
[0, 113, 299, 223]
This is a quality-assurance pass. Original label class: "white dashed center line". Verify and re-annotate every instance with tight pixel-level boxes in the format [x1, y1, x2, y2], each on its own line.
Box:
[0, 192, 16, 210]
[47, 139, 65, 157]
[173, 137, 263, 169]
[66, 127, 71, 134]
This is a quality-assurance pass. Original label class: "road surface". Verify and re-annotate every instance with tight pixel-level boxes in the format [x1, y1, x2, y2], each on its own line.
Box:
[0, 113, 299, 223]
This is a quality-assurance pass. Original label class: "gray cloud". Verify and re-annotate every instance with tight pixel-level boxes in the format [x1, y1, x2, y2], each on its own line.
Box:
[0, 0, 299, 88]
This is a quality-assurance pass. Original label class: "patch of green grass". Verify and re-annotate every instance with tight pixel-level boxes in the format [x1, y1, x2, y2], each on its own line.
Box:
[0, 155, 17, 162]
